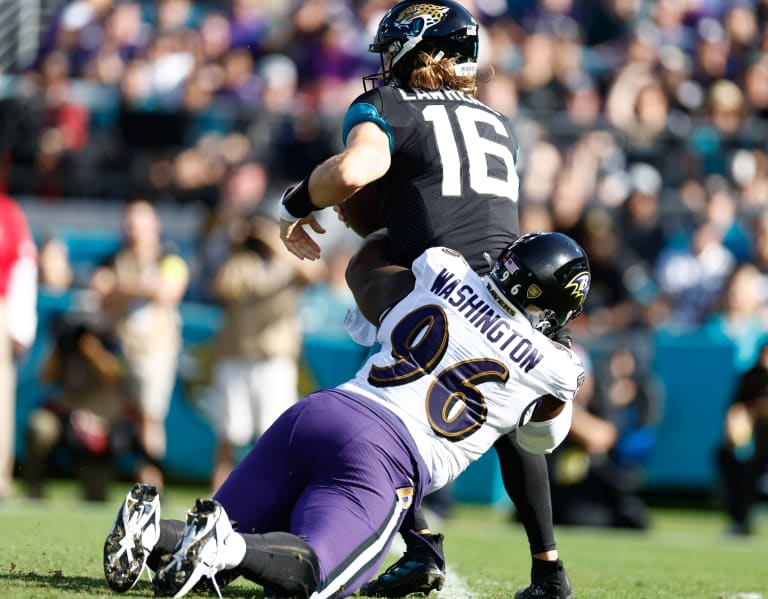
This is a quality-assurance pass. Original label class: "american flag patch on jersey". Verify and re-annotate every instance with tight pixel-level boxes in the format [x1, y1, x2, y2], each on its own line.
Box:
[396, 486, 414, 510]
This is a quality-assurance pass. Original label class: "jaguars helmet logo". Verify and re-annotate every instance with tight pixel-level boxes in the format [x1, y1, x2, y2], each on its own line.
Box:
[565, 272, 591, 305]
[395, 3, 450, 35]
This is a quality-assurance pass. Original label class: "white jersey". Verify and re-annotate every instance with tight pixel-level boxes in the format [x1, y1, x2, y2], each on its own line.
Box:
[338, 247, 584, 492]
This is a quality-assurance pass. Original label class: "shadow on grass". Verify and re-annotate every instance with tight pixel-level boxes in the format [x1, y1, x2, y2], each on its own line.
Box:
[0, 570, 107, 593]
[0, 570, 266, 597]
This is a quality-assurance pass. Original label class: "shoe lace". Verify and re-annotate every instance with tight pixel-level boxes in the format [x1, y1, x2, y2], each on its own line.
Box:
[116, 501, 150, 563]
[163, 512, 224, 599]
[208, 573, 223, 598]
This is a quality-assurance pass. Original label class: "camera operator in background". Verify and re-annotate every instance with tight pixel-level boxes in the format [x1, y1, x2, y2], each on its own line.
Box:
[23, 311, 142, 502]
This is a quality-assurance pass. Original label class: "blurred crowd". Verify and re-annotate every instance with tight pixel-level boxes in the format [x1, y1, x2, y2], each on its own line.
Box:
[0, 0, 767, 530]
[0, 0, 767, 337]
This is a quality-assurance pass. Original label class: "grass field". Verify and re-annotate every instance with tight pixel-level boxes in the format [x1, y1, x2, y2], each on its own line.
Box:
[1, 480, 766, 599]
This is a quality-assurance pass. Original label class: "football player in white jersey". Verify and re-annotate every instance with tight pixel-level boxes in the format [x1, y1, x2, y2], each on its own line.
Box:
[102, 231, 589, 599]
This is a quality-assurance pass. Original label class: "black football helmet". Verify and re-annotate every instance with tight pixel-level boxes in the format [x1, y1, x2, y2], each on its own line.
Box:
[364, 0, 479, 90]
[485, 232, 591, 335]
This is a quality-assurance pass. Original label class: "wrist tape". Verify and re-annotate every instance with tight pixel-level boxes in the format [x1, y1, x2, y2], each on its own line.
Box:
[279, 178, 314, 221]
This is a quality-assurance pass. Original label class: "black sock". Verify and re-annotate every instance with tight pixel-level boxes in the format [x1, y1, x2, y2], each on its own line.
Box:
[147, 519, 185, 571]
[411, 508, 431, 534]
[495, 433, 556, 554]
[238, 531, 319, 598]
[532, 557, 563, 576]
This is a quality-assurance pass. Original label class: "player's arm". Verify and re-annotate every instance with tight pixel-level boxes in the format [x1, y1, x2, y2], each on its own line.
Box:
[346, 229, 415, 325]
[280, 121, 391, 260]
[516, 396, 573, 455]
[309, 122, 391, 207]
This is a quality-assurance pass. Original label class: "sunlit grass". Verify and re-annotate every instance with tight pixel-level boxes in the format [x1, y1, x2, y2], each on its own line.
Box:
[0, 480, 766, 598]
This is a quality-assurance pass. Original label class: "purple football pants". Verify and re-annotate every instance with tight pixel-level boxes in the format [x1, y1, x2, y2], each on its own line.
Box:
[214, 388, 431, 598]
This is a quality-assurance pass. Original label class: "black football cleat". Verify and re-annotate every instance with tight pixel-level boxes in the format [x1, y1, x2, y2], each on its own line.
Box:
[514, 558, 574, 599]
[360, 532, 446, 597]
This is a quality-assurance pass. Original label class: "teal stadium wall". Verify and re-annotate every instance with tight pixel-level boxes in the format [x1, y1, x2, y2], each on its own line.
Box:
[18, 295, 741, 496]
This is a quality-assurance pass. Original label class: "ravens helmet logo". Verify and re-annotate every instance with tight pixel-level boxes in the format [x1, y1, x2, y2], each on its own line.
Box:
[564, 272, 590, 305]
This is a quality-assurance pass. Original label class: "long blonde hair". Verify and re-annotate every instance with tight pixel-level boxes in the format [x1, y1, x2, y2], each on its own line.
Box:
[407, 52, 478, 97]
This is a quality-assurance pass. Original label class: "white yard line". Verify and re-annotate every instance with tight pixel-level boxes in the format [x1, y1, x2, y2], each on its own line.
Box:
[440, 567, 480, 599]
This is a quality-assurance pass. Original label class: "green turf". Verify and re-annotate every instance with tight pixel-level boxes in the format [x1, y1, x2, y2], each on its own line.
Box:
[0, 480, 766, 598]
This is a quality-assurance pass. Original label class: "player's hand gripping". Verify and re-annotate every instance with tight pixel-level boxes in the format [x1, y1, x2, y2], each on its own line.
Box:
[280, 214, 326, 260]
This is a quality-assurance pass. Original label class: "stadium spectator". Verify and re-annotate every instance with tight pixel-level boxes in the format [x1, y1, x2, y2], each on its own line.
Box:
[22, 310, 140, 502]
[299, 244, 359, 342]
[101, 231, 590, 599]
[549, 345, 659, 530]
[654, 220, 736, 328]
[750, 209, 768, 299]
[206, 210, 326, 491]
[704, 182, 752, 263]
[577, 206, 643, 332]
[716, 341, 768, 536]
[0, 193, 37, 501]
[88, 198, 189, 489]
[38, 236, 75, 293]
[35, 0, 116, 77]
[616, 164, 668, 276]
[703, 262, 768, 373]
[197, 160, 271, 299]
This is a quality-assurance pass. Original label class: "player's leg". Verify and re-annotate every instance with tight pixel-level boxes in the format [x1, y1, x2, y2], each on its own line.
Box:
[277, 391, 420, 597]
[495, 432, 573, 599]
[153, 389, 426, 598]
[105, 390, 306, 596]
[152, 397, 306, 596]
[359, 506, 446, 598]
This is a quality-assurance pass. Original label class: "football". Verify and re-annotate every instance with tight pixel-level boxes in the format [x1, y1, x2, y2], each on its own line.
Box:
[336, 183, 386, 238]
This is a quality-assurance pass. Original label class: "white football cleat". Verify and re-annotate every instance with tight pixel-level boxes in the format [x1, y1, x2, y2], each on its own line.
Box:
[153, 498, 244, 598]
[103, 483, 161, 592]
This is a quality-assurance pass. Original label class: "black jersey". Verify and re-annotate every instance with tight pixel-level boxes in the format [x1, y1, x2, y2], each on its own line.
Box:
[342, 85, 520, 275]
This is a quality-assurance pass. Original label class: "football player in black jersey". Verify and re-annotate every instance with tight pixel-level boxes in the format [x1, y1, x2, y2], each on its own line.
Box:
[279, 1, 572, 598]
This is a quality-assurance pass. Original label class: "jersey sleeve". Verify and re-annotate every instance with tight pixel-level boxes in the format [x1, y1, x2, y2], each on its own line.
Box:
[342, 88, 394, 153]
[538, 343, 585, 402]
